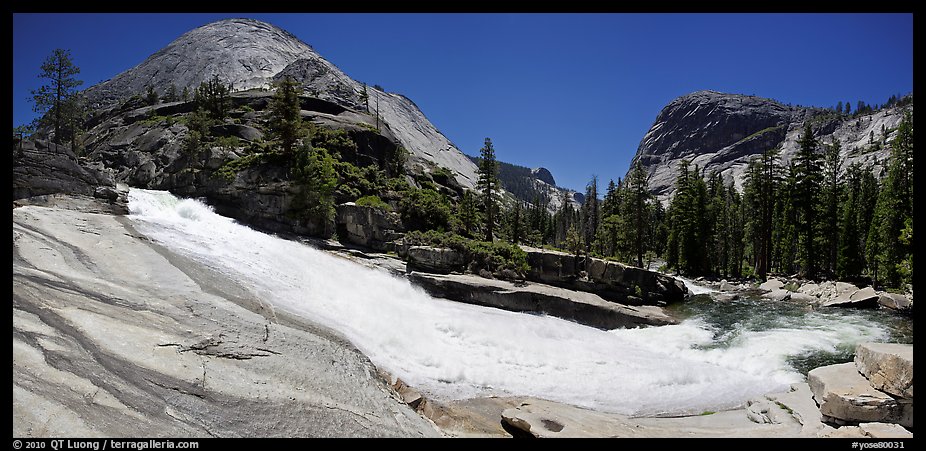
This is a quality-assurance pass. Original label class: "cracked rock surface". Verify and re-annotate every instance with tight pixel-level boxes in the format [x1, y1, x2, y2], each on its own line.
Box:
[13, 200, 439, 437]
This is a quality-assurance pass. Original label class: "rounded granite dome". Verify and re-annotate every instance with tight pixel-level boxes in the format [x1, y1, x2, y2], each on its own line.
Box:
[83, 18, 319, 108]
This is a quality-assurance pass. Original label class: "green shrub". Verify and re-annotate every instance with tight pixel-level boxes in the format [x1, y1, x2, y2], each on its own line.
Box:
[214, 152, 263, 181]
[431, 166, 454, 186]
[403, 230, 529, 276]
[311, 127, 357, 159]
[355, 195, 392, 211]
[140, 114, 176, 126]
[214, 135, 241, 151]
[400, 189, 452, 232]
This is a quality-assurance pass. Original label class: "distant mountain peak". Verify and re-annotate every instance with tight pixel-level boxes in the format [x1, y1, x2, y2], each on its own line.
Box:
[630, 90, 910, 203]
[81, 17, 479, 189]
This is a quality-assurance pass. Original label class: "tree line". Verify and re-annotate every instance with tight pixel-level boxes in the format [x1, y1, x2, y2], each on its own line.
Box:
[479, 115, 913, 291]
[661, 118, 913, 289]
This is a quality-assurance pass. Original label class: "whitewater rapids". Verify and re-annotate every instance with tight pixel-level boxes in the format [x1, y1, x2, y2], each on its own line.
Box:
[127, 189, 889, 417]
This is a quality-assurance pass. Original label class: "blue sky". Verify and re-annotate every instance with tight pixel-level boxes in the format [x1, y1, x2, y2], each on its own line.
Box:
[12, 13, 913, 192]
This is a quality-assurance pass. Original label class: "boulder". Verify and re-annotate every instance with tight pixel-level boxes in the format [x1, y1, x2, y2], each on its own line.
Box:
[764, 382, 827, 437]
[712, 293, 740, 303]
[835, 281, 860, 295]
[759, 278, 785, 291]
[334, 202, 403, 251]
[857, 422, 913, 438]
[798, 283, 820, 296]
[854, 343, 913, 399]
[521, 246, 687, 306]
[12, 138, 116, 200]
[407, 272, 676, 330]
[210, 123, 264, 142]
[788, 292, 819, 304]
[391, 378, 423, 410]
[763, 289, 791, 302]
[823, 286, 880, 308]
[878, 293, 913, 312]
[407, 247, 466, 274]
[808, 363, 912, 427]
[719, 280, 735, 291]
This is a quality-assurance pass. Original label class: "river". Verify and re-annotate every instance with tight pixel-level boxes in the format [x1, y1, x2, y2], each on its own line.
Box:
[127, 189, 912, 418]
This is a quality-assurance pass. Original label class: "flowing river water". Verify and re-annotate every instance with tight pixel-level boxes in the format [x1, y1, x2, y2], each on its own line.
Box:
[127, 189, 913, 417]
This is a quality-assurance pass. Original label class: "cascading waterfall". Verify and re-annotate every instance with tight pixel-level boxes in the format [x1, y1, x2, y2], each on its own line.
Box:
[127, 189, 896, 417]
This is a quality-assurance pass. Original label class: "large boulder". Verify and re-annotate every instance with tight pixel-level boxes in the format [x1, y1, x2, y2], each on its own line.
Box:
[823, 286, 881, 308]
[334, 202, 403, 251]
[210, 123, 264, 142]
[759, 278, 785, 291]
[521, 246, 687, 306]
[808, 363, 912, 427]
[878, 293, 913, 312]
[12, 138, 116, 200]
[406, 247, 466, 274]
[407, 272, 676, 330]
[763, 289, 792, 302]
[854, 343, 913, 400]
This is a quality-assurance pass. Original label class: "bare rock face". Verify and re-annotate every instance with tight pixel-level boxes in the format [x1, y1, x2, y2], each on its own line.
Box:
[856, 422, 914, 438]
[521, 246, 687, 306]
[406, 246, 466, 274]
[808, 363, 912, 428]
[854, 343, 913, 400]
[13, 202, 439, 437]
[878, 292, 913, 312]
[81, 18, 480, 190]
[335, 203, 404, 251]
[822, 286, 881, 308]
[758, 278, 785, 291]
[629, 90, 912, 204]
[407, 272, 676, 330]
[12, 138, 116, 201]
[531, 167, 556, 186]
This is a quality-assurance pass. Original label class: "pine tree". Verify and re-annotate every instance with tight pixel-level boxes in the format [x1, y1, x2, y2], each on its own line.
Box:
[601, 179, 618, 218]
[869, 111, 913, 287]
[726, 181, 745, 278]
[456, 190, 481, 239]
[821, 138, 843, 277]
[837, 163, 864, 280]
[582, 175, 599, 257]
[506, 201, 524, 245]
[31, 48, 83, 144]
[794, 123, 821, 279]
[773, 163, 800, 275]
[145, 85, 159, 106]
[858, 166, 879, 272]
[742, 147, 781, 279]
[477, 138, 500, 242]
[165, 84, 179, 103]
[359, 83, 369, 113]
[269, 76, 303, 154]
[194, 75, 231, 121]
[59, 93, 88, 154]
[293, 142, 338, 237]
[664, 160, 709, 275]
[626, 162, 651, 268]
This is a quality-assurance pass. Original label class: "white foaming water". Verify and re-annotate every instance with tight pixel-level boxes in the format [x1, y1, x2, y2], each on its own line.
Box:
[679, 276, 718, 295]
[127, 189, 889, 416]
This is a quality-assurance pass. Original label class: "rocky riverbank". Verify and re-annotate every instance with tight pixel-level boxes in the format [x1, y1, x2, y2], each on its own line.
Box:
[684, 275, 913, 314]
[13, 195, 439, 437]
[12, 195, 913, 438]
